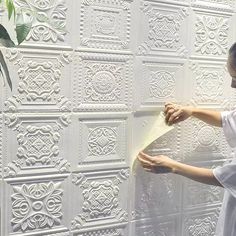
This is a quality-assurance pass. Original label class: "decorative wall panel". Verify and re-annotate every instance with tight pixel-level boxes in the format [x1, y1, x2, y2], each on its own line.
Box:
[2, 175, 70, 236]
[77, 0, 133, 50]
[188, 60, 232, 108]
[4, 50, 72, 113]
[71, 169, 129, 234]
[134, 57, 186, 110]
[137, 1, 190, 57]
[182, 207, 220, 236]
[3, 113, 71, 178]
[73, 52, 132, 112]
[14, 0, 73, 49]
[131, 167, 182, 220]
[181, 119, 229, 161]
[132, 215, 181, 236]
[182, 160, 225, 210]
[76, 114, 129, 170]
[1, 0, 235, 235]
[188, 8, 234, 59]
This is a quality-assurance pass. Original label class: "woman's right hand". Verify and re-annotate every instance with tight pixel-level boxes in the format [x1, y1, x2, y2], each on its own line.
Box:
[164, 102, 193, 125]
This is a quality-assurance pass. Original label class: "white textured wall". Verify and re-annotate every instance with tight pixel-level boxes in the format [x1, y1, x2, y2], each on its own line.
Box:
[0, 0, 236, 235]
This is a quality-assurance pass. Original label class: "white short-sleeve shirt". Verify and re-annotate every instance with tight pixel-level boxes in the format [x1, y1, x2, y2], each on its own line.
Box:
[213, 110, 236, 236]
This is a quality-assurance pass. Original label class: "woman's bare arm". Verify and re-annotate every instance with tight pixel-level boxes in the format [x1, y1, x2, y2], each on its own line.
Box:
[138, 152, 222, 187]
[165, 103, 222, 127]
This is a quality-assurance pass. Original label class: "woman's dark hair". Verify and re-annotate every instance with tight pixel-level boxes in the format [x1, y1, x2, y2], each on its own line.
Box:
[229, 43, 236, 69]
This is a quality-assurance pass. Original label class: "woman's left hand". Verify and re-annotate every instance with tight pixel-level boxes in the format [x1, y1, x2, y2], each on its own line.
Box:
[137, 151, 176, 174]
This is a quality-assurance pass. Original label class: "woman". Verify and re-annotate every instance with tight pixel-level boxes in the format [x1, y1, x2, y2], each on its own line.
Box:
[138, 42, 236, 236]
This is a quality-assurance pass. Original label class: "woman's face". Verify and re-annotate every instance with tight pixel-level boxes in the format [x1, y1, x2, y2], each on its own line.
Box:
[227, 55, 236, 88]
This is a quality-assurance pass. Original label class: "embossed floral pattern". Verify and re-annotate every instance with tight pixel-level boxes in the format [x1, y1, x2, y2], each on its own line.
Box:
[88, 127, 117, 156]
[149, 71, 175, 98]
[186, 183, 222, 208]
[195, 70, 224, 101]
[191, 120, 222, 153]
[95, 13, 116, 36]
[149, 14, 180, 48]
[11, 182, 63, 232]
[17, 125, 60, 165]
[83, 62, 122, 102]
[80, 0, 131, 49]
[18, 61, 61, 101]
[71, 170, 129, 230]
[15, 0, 67, 42]
[195, 15, 229, 55]
[188, 217, 216, 236]
[83, 180, 119, 218]
[139, 3, 188, 56]
[75, 53, 131, 111]
[5, 50, 72, 112]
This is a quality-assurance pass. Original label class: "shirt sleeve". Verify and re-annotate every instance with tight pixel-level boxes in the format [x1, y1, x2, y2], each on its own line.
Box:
[221, 110, 236, 148]
[212, 110, 236, 197]
[213, 161, 236, 198]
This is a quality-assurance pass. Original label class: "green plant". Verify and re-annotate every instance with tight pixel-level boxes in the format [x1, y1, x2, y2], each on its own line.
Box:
[0, 0, 66, 91]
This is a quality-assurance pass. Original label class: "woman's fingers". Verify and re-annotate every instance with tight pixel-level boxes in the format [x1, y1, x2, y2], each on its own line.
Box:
[164, 104, 175, 114]
[164, 103, 172, 114]
[173, 114, 185, 124]
[168, 109, 182, 124]
[164, 102, 175, 111]
[165, 104, 178, 123]
[138, 154, 153, 166]
[139, 151, 155, 163]
[138, 153, 171, 174]
[164, 103, 184, 125]
[144, 167, 153, 172]
[142, 165, 166, 174]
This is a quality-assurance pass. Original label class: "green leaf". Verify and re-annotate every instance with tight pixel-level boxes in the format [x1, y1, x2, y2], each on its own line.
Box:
[0, 50, 12, 91]
[6, 0, 16, 20]
[15, 12, 32, 45]
[0, 24, 15, 47]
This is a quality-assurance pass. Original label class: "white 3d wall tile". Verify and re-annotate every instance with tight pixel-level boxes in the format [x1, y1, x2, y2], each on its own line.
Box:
[1, 0, 236, 235]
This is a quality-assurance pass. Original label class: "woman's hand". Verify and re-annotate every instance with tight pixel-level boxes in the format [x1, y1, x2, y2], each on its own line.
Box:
[137, 151, 222, 186]
[164, 102, 193, 125]
[137, 151, 177, 174]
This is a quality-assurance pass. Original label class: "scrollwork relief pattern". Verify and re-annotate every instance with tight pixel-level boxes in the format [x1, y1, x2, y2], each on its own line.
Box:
[83, 62, 122, 102]
[186, 183, 222, 208]
[14, 0, 67, 43]
[195, 15, 229, 56]
[5, 50, 72, 112]
[192, 120, 220, 152]
[71, 169, 129, 230]
[4, 114, 71, 177]
[16, 125, 60, 165]
[189, 217, 216, 236]
[139, 2, 188, 56]
[88, 126, 117, 156]
[11, 182, 63, 232]
[74, 53, 132, 111]
[80, 0, 132, 49]
[149, 71, 175, 99]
